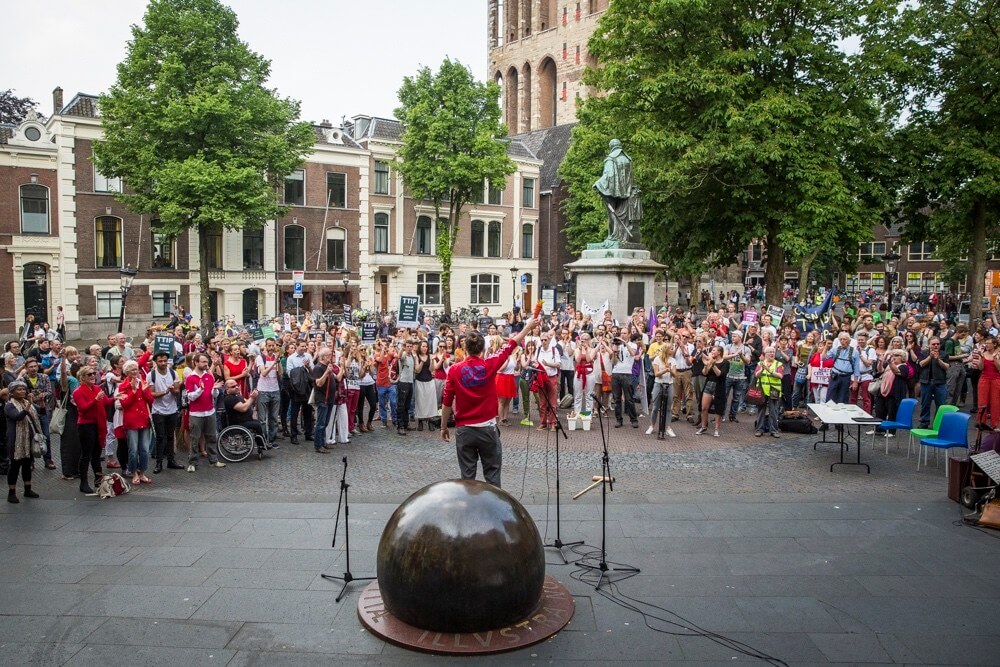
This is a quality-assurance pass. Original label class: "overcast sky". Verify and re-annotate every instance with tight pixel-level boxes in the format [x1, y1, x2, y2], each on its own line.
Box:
[3, 0, 487, 124]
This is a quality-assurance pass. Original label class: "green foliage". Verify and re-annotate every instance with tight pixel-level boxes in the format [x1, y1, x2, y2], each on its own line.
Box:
[394, 59, 515, 314]
[93, 0, 314, 326]
[561, 0, 892, 303]
[0, 89, 37, 125]
[864, 0, 1000, 317]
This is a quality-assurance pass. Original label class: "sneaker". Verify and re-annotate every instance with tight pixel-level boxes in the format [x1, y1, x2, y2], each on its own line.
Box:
[186, 464, 196, 473]
[695, 426, 706, 435]
[211, 461, 226, 468]
[520, 419, 534, 427]
[645, 426, 655, 435]
[865, 429, 876, 436]
[713, 429, 720, 437]
[755, 431, 763, 437]
[666, 428, 676, 438]
[771, 432, 780, 438]
[886, 433, 894, 438]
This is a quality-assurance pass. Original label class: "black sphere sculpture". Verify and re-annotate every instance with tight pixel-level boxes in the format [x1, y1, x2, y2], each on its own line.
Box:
[376, 479, 545, 633]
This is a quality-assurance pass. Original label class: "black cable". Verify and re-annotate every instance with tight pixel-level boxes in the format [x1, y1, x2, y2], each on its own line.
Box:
[565, 545, 787, 666]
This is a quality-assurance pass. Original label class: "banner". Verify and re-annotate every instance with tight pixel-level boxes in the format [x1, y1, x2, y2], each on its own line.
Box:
[362, 322, 378, 343]
[397, 295, 420, 329]
[153, 335, 174, 358]
[794, 289, 836, 334]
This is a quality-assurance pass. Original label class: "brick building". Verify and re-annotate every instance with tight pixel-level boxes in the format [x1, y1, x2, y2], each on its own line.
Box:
[348, 115, 542, 314]
[0, 86, 542, 338]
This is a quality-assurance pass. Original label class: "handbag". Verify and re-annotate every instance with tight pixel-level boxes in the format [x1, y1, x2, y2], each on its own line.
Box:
[599, 356, 611, 393]
[745, 378, 766, 406]
[50, 393, 69, 435]
[867, 375, 883, 396]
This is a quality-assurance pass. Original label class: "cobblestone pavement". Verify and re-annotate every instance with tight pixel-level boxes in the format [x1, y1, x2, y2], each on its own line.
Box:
[36, 405, 951, 505]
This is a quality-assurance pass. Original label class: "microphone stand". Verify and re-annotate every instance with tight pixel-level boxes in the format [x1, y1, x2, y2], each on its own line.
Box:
[541, 378, 582, 563]
[580, 396, 640, 590]
[321, 456, 375, 602]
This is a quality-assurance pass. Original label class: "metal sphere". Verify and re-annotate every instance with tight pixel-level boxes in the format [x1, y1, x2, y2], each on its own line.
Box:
[376, 479, 545, 633]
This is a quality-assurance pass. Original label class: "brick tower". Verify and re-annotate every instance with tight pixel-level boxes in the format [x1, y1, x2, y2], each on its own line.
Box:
[487, 1, 608, 134]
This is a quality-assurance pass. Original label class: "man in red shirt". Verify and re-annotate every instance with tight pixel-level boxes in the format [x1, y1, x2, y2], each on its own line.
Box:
[441, 315, 537, 487]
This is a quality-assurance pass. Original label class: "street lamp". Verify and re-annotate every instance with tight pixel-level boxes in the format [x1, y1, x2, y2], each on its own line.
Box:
[881, 247, 901, 310]
[117, 264, 137, 334]
[563, 267, 573, 307]
[31, 264, 47, 287]
[341, 269, 350, 309]
[509, 265, 519, 311]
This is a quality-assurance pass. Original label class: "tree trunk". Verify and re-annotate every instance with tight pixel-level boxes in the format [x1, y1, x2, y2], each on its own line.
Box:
[198, 223, 211, 334]
[765, 232, 785, 307]
[968, 199, 987, 329]
[799, 248, 820, 304]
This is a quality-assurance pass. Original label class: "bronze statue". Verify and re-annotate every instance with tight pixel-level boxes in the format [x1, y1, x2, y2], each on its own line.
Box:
[594, 138, 642, 247]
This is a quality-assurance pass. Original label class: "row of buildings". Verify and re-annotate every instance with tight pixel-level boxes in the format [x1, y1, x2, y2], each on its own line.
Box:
[0, 89, 544, 339]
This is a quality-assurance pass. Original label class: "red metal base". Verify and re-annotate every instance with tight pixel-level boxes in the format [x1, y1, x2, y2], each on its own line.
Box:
[357, 575, 575, 655]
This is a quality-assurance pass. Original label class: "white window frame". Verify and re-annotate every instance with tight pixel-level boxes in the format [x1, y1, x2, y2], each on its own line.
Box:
[96, 291, 123, 319]
[417, 272, 442, 305]
[93, 166, 122, 193]
[326, 171, 347, 208]
[470, 273, 501, 305]
[416, 216, 434, 255]
[326, 227, 346, 271]
[95, 216, 124, 269]
[284, 224, 306, 270]
[858, 241, 886, 264]
[374, 213, 390, 253]
[284, 169, 305, 206]
[374, 160, 390, 195]
[521, 223, 534, 258]
[488, 220, 502, 258]
[522, 178, 535, 208]
[151, 291, 177, 317]
[908, 242, 936, 261]
[19, 184, 50, 234]
[471, 220, 486, 257]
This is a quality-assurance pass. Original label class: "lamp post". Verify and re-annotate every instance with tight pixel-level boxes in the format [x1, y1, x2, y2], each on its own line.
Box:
[563, 267, 573, 308]
[881, 248, 901, 311]
[341, 269, 350, 309]
[117, 264, 137, 334]
[509, 265, 519, 312]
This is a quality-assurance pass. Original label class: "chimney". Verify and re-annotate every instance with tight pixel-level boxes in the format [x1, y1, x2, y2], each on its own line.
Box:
[320, 119, 332, 128]
[52, 87, 63, 115]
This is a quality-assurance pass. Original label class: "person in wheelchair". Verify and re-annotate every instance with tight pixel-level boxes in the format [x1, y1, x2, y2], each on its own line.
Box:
[222, 380, 267, 445]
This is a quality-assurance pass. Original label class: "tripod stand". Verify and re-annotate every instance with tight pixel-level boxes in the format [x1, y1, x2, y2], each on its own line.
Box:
[539, 387, 583, 563]
[579, 398, 640, 590]
[320, 456, 374, 602]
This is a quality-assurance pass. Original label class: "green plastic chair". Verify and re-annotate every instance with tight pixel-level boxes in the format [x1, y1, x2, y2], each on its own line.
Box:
[909, 405, 959, 458]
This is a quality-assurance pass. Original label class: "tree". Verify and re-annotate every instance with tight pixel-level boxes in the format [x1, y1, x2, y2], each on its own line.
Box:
[561, 0, 893, 305]
[93, 0, 314, 329]
[394, 59, 516, 315]
[864, 0, 1000, 323]
[0, 89, 37, 124]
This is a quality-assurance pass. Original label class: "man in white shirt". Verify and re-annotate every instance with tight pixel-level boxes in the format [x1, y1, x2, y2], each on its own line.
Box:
[851, 332, 877, 414]
[148, 351, 183, 474]
[255, 337, 283, 447]
[671, 331, 696, 422]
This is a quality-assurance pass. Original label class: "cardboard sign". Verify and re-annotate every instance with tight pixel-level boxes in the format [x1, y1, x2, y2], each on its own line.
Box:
[283, 313, 292, 332]
[153, 335, 175, 358]
[741, 310, 758, 325]
[397, 295, 420, 329]
[248, 326, 263, 343]
[767, 306, 785, 323]
[362, 322, 378, 343]
[343, 306, 353, 326]
[260, 325, 276, 340]
[478, 316, 494, 331]
[811, 367, 831, 386]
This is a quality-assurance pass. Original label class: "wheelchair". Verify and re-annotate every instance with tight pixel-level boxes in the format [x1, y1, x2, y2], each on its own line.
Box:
[217, 413, 268, 463]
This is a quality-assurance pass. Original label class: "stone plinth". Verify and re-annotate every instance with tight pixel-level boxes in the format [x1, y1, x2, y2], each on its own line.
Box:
[566, 248, 666, 319]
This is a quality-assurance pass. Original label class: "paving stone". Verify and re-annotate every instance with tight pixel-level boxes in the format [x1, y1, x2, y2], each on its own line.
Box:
[0, 583, 104, 615]
[808, 632, 894, 663]
[191, 547, 277, 569]
[0, 615, 107, 644]
[70, 584, 218, 619]
[68, 645, 236, 667]
[191, 588, 344, 625]
[128, 546, 212, 567]
[84, 617, 241, 649]
[226, 621, 383, 655]
[0, 642, 84, 666]
[79, 566, 217, 588]
[204, 568, 319, 590]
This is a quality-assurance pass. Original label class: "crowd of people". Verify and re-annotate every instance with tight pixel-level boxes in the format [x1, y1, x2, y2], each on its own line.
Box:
[2, 297, 999, 501]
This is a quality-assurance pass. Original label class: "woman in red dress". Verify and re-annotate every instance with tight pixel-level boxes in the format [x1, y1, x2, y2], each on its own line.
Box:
[223, 343, 250, 398]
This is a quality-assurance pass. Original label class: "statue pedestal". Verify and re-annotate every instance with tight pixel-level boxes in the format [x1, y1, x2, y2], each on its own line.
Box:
[567, 247, 666, 319]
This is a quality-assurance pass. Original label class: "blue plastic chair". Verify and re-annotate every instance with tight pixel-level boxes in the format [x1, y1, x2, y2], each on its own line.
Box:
[871, 398, 917, 455]
[918, 411, 972, 475]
